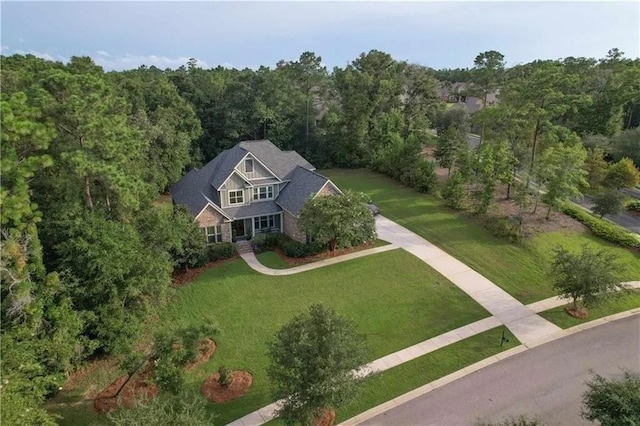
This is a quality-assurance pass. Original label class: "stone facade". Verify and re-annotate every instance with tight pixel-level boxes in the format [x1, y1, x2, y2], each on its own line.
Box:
[195, 205, 232, 243]
[283, 210, 306, 243]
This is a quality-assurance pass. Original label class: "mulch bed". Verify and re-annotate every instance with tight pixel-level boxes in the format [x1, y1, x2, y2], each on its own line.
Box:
[315, 409, 337, 426]
[185, 338, 217, 371]
[201, 371, 253, 403]
[93, 368, 159, 413]
[565, 306, 589, 319]
[93, 338, 216, 413]
[172, 255, 239, 286]
[272, 241, 381, 267]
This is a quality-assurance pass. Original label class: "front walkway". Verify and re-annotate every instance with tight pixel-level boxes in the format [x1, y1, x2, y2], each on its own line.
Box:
[240, 244, 398, 276]
[374, 216, 561, 345]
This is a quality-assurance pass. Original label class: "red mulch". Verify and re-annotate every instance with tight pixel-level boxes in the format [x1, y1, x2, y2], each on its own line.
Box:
[93, 338, 216, 413]
[201, 371, 253, 403]
[315, 409, 337, 426]
[185, 338, 217, 371]
[172, 255, 239, 286]
[565, 306, 589, 319]
[93, 368, 159, 413]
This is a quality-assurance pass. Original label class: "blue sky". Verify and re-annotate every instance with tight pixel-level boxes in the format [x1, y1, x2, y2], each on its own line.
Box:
[1, 1, 638, 71]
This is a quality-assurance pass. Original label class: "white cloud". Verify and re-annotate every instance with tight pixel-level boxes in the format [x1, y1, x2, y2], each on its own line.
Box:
[12, 49, 68, 62]
[0, 45, 9, 53]
[92, 53, 209, 70]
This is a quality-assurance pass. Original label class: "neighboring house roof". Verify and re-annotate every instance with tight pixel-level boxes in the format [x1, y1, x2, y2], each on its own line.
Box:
[170, 140, 336, 221]
[276, 167, 330, 216]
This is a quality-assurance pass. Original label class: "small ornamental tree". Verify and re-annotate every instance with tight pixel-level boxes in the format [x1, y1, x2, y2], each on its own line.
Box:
[118, 320, 218, 396]
[299, 190, 376, 251]
[442, 171, 466, 210]
[267, 304, 369, 425]
[582, 371, 640, 425]
[592, 190, 626, 218]
[549, 245, 624, 317]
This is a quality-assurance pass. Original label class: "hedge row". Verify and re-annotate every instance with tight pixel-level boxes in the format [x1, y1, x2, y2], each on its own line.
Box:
[558, 202, 640, 249]
[252, 233, 326, 258]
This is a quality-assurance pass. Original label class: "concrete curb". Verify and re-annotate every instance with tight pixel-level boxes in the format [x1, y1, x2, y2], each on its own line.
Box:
[336, 309, 640, 426]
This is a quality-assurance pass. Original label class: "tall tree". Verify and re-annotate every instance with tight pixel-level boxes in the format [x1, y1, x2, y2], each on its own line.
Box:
[469, 50, 506, 144]
[536, 143, 588, 219]
[501, 60, 591, 183]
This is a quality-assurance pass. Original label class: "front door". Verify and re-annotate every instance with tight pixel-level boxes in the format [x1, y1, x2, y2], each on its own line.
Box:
[232, 220, 246, 241]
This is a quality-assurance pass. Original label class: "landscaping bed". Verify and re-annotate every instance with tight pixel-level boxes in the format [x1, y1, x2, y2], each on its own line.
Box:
[539, 289, 640, 329]
[256, 239, 390, 269]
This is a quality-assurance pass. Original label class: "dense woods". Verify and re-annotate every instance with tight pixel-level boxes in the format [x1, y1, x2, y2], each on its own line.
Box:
[1, 48, 639, 423]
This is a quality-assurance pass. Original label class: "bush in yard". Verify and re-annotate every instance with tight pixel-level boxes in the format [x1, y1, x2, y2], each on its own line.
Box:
[592, 190, 625, 218]
[218, 366, 233, 388]
[107, 391, 216, 426]
[276, 235, 325, 258]
[603, 157, 639, 189]
[299, 190, 376, 251]
[441, 171, 466, 210]
[252, 233, 282, 252]
[486, 217, 523, 243]
[582, 370, 640, 425]
[267, 304, 369, 425]
[207, 242, 237, 262]
[549, 244, 625, 317]
[557, 202, 640, 249]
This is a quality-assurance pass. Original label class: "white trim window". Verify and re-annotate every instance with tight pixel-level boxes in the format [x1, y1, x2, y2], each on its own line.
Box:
[204, 225, 222, 244]
[254, 214, 281, 233]
[245, 158, 254, 173]
[229, 190, 244, 205]
[252, 185, 274, 201]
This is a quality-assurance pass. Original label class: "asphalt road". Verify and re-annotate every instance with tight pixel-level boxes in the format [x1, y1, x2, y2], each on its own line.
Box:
[361, 314, 640, 426]
[573, 195, 640, 234]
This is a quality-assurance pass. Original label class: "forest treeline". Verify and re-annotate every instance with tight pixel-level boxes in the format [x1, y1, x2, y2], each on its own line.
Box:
[1, 48, 639, 423]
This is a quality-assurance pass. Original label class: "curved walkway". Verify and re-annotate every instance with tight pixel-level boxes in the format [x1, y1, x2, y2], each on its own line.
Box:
[240, 244, 399, 276]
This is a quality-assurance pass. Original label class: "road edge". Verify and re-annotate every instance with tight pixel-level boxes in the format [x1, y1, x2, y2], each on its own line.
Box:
[337, 308, 640, 426]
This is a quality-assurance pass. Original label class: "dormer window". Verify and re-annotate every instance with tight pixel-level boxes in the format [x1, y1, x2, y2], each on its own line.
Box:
[245, 158, 254, 173]
[229, 190, 244, 205]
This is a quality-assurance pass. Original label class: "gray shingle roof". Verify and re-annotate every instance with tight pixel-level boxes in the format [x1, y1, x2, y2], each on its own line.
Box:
[283, 150, 315, 170]
[171, 140, 333, 220]
[222, 201, 281, 219]
[276, 167, 330, 216]
[239, 140, 315, 180]
[210, 145, 249, 190]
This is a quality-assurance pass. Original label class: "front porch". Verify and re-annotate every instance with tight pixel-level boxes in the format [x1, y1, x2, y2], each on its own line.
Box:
[231, 213, 283, 242]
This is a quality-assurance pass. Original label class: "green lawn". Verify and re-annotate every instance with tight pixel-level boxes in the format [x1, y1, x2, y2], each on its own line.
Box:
[323, 169, 640, 304]
[539, 289, 640, 329]
[255, 251, 290, 269]
[47, 249, 488, 425]
[267, 326, 521, 425]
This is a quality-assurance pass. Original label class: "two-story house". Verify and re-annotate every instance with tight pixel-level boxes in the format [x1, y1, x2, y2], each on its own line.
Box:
[170, 140, 342, 244]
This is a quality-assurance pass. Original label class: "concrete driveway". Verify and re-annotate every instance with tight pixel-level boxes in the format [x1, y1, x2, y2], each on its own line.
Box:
[375, 216, 561, 345]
